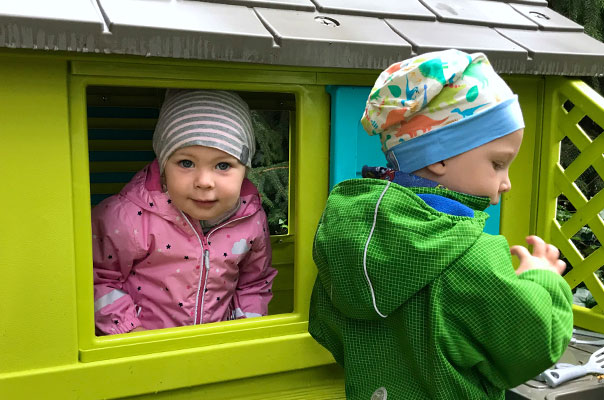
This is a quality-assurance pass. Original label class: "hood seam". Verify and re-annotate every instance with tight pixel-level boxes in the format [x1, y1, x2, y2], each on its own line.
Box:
[363, 180, 391, 318]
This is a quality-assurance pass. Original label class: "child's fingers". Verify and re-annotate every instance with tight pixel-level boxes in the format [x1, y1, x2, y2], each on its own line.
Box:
[546, 243, 560, 260]
[554, 259, 567, 275]
[553, 260, 566, 275]
[510, 245, 531, 262]
[526, 235, 546, 258]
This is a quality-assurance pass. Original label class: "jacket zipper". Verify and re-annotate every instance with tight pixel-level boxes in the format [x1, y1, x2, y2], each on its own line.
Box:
[205, 214, 256, 321]
[183, 210, 258, 325]
[180, 211, 207, 325]
[198, 249, 210, 324]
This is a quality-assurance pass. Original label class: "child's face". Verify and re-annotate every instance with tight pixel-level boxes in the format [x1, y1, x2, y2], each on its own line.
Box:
[164, 146, 246, 221]
[435, 129, 524, 205]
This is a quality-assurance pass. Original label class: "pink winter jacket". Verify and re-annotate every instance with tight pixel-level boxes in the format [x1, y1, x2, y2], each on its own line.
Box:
[92, 160, 277, 335]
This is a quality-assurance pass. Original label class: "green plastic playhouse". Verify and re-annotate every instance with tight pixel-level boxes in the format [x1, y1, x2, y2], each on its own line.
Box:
[1, 0, 604, 398]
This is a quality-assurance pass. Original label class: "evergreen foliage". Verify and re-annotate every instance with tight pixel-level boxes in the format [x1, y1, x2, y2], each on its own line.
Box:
[550, 0, 604, 41]
[550, 0, 604, 91]
[248, 110, 290, 235]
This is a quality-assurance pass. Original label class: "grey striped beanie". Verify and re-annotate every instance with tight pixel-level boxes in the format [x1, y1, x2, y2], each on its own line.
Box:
[153, 89, 255, 172]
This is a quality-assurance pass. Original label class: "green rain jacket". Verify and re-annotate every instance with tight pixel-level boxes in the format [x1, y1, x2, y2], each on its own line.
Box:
[309, 179, 573, 400]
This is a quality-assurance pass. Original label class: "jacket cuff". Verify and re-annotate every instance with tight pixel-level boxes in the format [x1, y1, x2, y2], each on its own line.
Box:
[231, 307, 263, 319]
[110, 315, 142, 334]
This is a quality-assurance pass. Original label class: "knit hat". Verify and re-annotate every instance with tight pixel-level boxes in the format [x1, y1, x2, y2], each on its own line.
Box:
[361, 49, 525, 173]
[153, 89, 255, 172]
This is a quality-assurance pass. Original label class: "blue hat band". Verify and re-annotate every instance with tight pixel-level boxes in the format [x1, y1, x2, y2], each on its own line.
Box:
[386, 96, 525, 173]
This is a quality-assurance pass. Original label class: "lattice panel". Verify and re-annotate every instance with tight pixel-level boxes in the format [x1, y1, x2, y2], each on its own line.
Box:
[541, 78, 604, 332]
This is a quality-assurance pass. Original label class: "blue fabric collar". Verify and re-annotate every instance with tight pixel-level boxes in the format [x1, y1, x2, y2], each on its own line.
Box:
[416, 193, 474, 217]
[362, 166, 474, 217]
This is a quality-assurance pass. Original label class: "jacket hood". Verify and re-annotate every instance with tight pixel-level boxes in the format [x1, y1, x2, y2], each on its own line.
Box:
[120, 159, 262, 233]
[312, 178, 490, 320]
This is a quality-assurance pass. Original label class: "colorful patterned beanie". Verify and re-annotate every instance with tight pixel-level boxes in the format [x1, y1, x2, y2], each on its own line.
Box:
[361, 49, 525, 173]
[153, 89, 255, 173]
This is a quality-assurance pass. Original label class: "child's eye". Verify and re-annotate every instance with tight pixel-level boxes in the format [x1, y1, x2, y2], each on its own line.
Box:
[178, 160, 194, 168]
[492, 161, 504, 170]
[216, 162, 231, 171]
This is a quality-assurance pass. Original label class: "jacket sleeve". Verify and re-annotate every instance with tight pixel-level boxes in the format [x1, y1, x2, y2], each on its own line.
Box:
[232, 211, 277, 318]
[92, 198, 146, 334]
[439, 234, 573, 390]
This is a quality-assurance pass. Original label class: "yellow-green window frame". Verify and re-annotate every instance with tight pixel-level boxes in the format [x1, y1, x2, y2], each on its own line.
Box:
[69, 61, 334, 378]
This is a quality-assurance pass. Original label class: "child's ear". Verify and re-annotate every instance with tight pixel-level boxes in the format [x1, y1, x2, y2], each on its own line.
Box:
[160, 173, 168, 193]
[425, 160, 447, 176]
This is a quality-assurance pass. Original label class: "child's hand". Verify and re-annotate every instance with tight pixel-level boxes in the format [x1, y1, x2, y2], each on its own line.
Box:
[510, 235, 566, 276]
[130, 326, 146, 333]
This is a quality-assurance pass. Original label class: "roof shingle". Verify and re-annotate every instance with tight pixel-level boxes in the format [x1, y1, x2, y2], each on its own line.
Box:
[1, 0, 603, 75]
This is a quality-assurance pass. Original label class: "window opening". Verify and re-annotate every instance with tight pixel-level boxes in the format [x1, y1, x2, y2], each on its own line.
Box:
[87, 86, 295, 336]
[576, 166, 604, 200]
[573, 286, 598, 309]
[570, 223, 602, 260]
[559, 137, 580, 170]
[248, 110, 290, 235]
[562, 99, 575, 112]
[578, 115, 603, 141]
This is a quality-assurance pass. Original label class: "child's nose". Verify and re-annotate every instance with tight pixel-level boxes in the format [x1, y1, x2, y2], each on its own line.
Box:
[194, 170, 214, 188]
[500, 174, 512, 193]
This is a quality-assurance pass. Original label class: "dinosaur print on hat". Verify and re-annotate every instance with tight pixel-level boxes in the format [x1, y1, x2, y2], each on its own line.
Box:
[361, 49, 516, 157]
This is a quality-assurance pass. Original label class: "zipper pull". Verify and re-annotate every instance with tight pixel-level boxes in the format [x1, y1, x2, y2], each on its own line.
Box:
[204, 249, 210, 270]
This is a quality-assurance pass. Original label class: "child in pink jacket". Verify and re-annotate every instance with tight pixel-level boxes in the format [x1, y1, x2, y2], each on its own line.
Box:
[92, 89, 277, 335]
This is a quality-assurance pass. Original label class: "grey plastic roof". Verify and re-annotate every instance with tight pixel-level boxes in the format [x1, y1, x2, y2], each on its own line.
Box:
[1, 0, 604, 76]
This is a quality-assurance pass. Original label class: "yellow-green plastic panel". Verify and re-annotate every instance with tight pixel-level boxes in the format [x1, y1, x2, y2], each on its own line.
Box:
[0, 57, 79, 373]
[500, 76, 544, 253]
[124, 364, 345, 400]
[71, 61, 318, 85]
[538, 77, 604, 333]
[316, 71, 379, 86]
[1, 334, 333, 399]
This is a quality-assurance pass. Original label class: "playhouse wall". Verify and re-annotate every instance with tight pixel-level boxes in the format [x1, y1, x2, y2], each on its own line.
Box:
[0, 51, 340, 399]
[0, 56, 80, 372]
[0, 51, 543, 399]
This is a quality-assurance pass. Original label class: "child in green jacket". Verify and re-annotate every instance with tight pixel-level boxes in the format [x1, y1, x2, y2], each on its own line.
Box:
[309, 49, 573, 399]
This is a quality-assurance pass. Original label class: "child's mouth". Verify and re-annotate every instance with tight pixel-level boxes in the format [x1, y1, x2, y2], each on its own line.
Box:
[192, 199, 217, 208]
